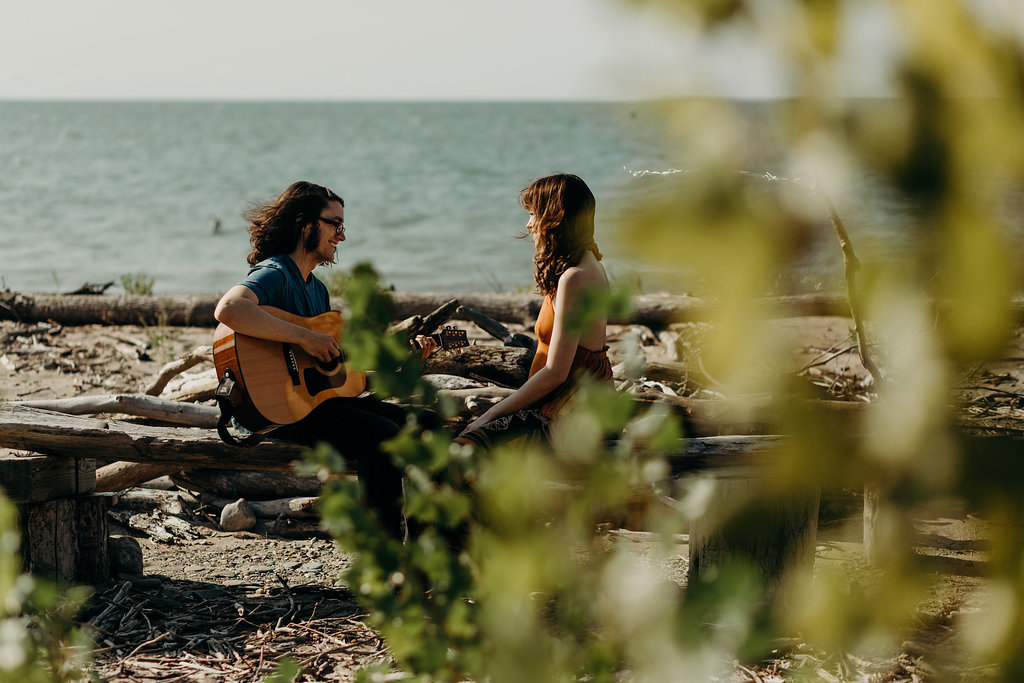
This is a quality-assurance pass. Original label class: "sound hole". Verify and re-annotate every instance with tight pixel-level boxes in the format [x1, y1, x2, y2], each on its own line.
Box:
[313, 356, 340, 373]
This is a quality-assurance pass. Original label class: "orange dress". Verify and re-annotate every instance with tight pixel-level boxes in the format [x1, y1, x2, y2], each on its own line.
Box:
[458, 293, 612, 448]
[528, 294, 613, 419]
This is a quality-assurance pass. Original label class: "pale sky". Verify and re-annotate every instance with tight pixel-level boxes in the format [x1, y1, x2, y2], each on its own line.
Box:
[0, 0, 899, 101]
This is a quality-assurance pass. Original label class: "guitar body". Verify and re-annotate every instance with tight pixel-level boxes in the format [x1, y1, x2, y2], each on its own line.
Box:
[213, 306, 366, 431]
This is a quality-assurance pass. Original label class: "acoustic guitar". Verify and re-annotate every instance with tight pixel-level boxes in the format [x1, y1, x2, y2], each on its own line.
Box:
[213, 306, 468, 433]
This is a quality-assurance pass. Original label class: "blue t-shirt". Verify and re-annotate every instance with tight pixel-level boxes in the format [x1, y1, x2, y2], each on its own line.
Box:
[239, 255, 331, 317]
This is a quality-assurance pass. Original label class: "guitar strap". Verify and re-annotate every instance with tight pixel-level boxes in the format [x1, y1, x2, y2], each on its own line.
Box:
[214, 368, 265, 447]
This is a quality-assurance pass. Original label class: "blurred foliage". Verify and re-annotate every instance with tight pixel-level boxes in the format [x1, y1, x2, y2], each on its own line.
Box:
[621, 0, 1024, 680]
[313, 265, 715, 681]
[316, 1, 1024, 681]
[119, 273, 154, 296]
[0, 496, 94, 682]
[339, 262, 433, 403]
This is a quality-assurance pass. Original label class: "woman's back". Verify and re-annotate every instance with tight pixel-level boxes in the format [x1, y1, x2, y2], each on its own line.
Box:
[564, 250, 608, 352]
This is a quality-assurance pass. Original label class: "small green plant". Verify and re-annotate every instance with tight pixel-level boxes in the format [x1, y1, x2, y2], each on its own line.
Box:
[119, 273, 154, 296]
[139, 309, 173, 364]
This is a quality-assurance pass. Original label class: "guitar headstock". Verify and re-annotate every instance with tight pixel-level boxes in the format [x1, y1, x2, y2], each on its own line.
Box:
[433, 326, 469, 350]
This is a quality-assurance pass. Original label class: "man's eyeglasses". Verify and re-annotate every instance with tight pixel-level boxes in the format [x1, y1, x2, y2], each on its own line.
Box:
[319, 216, 345, 233]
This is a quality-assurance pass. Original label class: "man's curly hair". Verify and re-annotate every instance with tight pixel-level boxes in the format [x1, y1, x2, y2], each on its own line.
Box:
[245, 181, 344, 266]
[520, 174, 602, 296]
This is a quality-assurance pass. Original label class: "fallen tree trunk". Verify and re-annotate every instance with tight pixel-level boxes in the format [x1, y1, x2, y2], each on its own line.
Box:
[1, 290, 873, 328]
[0, 292, 221, 326]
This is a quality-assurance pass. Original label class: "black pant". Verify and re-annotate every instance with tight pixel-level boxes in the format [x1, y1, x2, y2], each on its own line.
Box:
[274, 396, 416, 539]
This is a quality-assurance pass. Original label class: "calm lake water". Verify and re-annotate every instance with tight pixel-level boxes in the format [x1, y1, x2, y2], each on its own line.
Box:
[1, 100, 1020, 296]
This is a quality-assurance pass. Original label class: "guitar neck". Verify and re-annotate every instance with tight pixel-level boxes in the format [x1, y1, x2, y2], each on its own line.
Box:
[411, 327, 468, 351]
[413, 333, 444, 349]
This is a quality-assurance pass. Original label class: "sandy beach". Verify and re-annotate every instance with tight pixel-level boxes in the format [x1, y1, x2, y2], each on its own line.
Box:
[0, 295, 1021, 681]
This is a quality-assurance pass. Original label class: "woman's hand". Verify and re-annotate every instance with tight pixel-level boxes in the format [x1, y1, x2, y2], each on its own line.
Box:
[459, 416, 488, 437]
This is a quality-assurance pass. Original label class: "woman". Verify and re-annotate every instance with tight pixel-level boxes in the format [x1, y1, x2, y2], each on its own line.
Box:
[457, 173, 612, 448]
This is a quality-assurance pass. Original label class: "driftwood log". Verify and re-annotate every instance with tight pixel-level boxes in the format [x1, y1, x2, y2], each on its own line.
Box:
[199, 493, 320, 520]
[172, 469, 323, 500]
[0, 403, 787, 476]
[144, 345, 214, 396]
[457, 305, 536, 350]
[10, 387, 519, 426]
[423, 345, 533, 388]
[114, 488, 197, 515]
[1, 291, 869, 329]
[0, 404, 306, 471]
[14, 394, 219, 427]
[0, 292, 222, 326]
[388, 298, 460, 338]
[96, 461, 185, 493]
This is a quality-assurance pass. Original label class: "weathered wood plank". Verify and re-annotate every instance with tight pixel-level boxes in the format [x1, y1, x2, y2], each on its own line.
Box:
[75, 495, 112, 584]
[0, 453, 96, 502]
[19, 495, 111, 584]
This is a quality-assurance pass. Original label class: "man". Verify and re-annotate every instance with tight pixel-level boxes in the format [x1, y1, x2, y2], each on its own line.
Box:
[215, 181, 427, 539]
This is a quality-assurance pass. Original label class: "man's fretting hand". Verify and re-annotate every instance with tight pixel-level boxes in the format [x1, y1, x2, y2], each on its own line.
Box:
[414, 335, 438, 361]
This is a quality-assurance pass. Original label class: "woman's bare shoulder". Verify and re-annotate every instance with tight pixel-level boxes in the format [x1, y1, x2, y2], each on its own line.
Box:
[558, 261, 607, 296]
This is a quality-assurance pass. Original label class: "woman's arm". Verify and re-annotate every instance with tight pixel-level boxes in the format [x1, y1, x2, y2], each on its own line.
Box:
[459, 269, 588, 434]
[214, 285, 340, 363]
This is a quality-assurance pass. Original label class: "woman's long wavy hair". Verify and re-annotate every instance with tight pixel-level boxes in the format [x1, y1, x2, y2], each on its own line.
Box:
[244, 181, 344, 267]
[521, 174, 602, 296]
